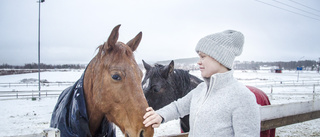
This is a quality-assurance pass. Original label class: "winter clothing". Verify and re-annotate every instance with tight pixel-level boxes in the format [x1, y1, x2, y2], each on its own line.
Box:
[195, 30, 244, 69]
[157, 70, 260, 137]
[50, 72, 116, 137]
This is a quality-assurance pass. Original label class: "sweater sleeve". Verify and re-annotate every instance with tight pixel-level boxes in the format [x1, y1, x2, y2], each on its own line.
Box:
[232, 94, 261, 137]
[156, 88, 194, 123]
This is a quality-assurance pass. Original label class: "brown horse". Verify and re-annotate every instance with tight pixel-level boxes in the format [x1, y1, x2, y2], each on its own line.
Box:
[50, 25, 153, 137]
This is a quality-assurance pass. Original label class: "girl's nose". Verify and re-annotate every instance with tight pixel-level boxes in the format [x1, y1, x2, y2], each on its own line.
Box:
[197, 60, 202, 65]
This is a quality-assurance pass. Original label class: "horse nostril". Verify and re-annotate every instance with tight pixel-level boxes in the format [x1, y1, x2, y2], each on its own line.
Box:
[140, 130, 144, 137]
[126, 133, 130, 137]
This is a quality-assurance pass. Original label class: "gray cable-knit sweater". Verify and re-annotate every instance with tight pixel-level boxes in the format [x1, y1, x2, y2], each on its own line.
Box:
[156, 70, 260, 137]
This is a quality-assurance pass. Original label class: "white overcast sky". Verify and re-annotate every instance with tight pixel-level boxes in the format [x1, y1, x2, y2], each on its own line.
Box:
[1, 0, 320, 65]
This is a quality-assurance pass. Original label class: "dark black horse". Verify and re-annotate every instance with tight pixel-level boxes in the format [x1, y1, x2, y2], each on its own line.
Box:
[142, 60, 203, 132]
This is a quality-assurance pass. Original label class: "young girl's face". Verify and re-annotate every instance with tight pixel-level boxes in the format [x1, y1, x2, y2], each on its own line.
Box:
[197, 52, 228, 78]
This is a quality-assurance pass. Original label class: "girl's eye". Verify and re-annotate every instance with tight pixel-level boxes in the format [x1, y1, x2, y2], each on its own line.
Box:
[112, 74, 121, 81]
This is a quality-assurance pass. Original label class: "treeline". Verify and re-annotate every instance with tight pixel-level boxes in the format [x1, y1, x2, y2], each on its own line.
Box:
[234, 60, 319, 70]
[1, 60, 319, 71]
[0, 63, 86, 69]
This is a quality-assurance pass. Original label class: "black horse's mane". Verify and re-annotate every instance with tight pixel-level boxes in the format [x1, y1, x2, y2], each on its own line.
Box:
[153, 64, 203, 97]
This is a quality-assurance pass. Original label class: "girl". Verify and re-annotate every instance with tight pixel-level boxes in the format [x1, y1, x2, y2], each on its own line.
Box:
[143, 30, 260, 137]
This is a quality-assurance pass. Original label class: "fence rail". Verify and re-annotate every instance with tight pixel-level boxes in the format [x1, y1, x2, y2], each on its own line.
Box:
[240, 79, 320, 87]
[0, 90, 62, 100]
[0, 82, 74, 88]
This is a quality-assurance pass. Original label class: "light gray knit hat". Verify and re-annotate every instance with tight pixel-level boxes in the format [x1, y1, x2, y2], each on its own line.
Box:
[195, 30, 244, 69]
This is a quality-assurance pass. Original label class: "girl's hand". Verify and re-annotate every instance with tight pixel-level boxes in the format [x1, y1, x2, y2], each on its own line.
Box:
[143, 107, 163, 128]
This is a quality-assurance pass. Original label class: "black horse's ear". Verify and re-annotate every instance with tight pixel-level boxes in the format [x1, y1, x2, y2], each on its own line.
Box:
[142, 60, 152, 72]
[162, 60, 174, 79]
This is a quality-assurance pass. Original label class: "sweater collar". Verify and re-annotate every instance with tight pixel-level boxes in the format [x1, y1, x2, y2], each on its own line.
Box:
[203, 70, 235, 90]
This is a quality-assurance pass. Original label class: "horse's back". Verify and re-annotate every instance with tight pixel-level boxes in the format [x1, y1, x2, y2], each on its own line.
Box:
[246, 85, 271, 106]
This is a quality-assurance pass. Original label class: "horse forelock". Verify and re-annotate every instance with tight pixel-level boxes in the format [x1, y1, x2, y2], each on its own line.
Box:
[146, 65, 192, 91]
[169, 69, 192, 89]
[96, 42, 135, 65]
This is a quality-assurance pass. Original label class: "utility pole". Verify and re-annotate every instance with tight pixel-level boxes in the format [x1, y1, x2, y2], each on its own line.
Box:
[38, 0, 45, 98]
[318, 57, 320, 73]
[297, 56, 304, 82]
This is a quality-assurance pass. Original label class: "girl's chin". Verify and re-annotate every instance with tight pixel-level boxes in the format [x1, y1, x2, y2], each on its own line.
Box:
[201, 74, 210, 78]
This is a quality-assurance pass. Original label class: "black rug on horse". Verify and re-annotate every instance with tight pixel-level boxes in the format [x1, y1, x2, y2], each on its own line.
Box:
[50, 72, 116, 137]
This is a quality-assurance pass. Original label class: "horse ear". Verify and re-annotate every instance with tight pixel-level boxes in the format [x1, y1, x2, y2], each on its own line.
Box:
[127, 32, 142, 52]
[104, 24, 120, 51]
[162, 60, 174, 79]
[142, 60, 151, 72]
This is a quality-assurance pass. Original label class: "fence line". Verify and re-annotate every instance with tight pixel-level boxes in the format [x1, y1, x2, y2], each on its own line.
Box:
[240, 79, 320, 87]
[0, 82, 74, 88]
[0, 90, 62, 100]
[0, 82, 319, 100]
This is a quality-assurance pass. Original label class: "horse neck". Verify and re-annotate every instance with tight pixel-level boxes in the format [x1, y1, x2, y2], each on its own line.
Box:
[83, 62, 105, 135]
[189, 74, 203, 88]
[170, 70, 194, 97]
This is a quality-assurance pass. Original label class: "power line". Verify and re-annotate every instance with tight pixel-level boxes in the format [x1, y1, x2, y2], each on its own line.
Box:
[273, 0, 320, 18]
[255, 0, 320, 22]
[288, 0, 320, 13]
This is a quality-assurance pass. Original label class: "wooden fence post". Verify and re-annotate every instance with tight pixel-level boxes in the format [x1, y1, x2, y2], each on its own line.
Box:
[270, 85, 273, 100]
[43, 128, 60, 137]
[313, 84, 316, 100]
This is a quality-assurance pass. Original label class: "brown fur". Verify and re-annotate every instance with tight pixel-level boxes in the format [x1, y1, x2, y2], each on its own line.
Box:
[83, 25, 153, 137]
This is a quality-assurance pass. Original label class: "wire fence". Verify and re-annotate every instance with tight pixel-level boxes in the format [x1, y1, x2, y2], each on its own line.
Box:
[0, 82, 74, 88]
[0, 80, 319, 100]
[0, 82, 74, 100]
[0, 90, 62, 100]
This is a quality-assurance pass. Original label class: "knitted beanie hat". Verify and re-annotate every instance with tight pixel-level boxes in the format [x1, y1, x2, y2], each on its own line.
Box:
[195, 30, 244, 69]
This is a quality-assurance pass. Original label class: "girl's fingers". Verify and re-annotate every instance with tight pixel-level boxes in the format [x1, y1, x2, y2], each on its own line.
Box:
[143, 113, 157, 126]
[146, 107, 153, 112]
[144, 116, 160, 127]
[143, 107, 162, 127]
[143, 107, 154, 119]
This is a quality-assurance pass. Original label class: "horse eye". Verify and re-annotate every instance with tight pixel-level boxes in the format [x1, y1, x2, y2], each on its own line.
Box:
[153, 87, 159, 92]
[112, 74, 121, 81]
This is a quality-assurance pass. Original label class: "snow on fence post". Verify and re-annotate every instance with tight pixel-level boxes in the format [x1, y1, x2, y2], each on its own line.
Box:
[43, 128, 60, 137]
[270, 85, 273, 100]
[313, 84, 316, 100]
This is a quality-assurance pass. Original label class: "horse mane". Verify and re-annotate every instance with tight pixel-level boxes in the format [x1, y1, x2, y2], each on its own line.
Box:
[154, 63, 201, 97]
[94, 42, 134, 65]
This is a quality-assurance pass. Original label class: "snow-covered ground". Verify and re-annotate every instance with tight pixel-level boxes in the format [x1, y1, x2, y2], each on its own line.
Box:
[0, 69, 320, 137]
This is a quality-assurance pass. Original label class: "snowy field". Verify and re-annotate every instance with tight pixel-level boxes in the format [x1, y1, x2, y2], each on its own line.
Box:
[0, 69, 320, 137]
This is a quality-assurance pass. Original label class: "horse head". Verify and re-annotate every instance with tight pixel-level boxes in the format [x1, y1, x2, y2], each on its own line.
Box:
[142, 60, 180, 110]
[84, 25, 153, 137]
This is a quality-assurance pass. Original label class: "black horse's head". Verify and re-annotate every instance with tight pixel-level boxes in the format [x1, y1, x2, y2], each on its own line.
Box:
[142, 60, 202, 110]
[142, 60, 175, 110]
